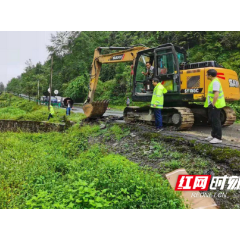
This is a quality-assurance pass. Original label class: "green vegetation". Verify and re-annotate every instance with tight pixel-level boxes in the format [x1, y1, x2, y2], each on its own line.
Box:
[0, 124, 185, 209]
[0, 93, 85, 123]
[0, 93, 185, 209]
[1, 95, 240, 209]
[141, 132, 240, 173]
[0, 82, 4, 92]
[86, 123, 225, 179]
[228, 100, 240, 122]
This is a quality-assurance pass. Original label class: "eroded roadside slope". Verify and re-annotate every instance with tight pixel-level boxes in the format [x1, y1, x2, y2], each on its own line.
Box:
[88, 122, 240, 209]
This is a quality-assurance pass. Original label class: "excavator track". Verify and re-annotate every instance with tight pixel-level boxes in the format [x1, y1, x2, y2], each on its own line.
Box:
[84, 104, 236, 130]
[171, 107, 195, 130]
[123, 106, 194, 131]
[222, 106, 236, 126]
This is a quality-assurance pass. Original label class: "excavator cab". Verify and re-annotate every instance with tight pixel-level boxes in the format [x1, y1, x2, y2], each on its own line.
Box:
[125, 44, 196, 129]
[133, 44, 187, 102]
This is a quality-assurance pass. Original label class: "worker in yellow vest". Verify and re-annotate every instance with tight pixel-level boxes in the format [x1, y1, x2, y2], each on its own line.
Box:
[204, 69, 226, 144]
[48, 105, 55, 121]
[151, 78, 168, 132]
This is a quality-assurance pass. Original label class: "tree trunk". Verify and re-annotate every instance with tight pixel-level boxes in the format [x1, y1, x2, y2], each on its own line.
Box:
[48, 55, 53, 110]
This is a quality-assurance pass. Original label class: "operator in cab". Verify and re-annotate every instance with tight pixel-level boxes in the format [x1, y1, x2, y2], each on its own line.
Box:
[142, 62, 154, 77]
[142, 62, 154, 92]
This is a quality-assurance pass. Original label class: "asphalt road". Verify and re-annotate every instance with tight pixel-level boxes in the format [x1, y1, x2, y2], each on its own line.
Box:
[72, 106, 240, 145]
[182, 123, 240, 144]
[72, 106, 123, 117]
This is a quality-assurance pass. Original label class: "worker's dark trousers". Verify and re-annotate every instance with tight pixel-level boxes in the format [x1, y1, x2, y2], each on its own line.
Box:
[48, 114, 53, 121]
[153, 108, 163, 129]
[208, 105, 222, 140]
[66, 107, 71, 115]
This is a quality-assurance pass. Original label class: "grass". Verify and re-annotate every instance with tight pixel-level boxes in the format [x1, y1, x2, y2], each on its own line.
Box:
[98, 127, 220, 177]
[5, 93, 232, 209]
[108, 104, 125, 111]
[148, 139, 212, 175]
[0, 125, 185, 209]
[0, 96, 185, 209]
[0, 93, 85, 124]
[228, 101, 240, 122]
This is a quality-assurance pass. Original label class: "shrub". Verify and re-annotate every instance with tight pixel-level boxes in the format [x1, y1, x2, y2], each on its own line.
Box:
[0, 126, 185, 209]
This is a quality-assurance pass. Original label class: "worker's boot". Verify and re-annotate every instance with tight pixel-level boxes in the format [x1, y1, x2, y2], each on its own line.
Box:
[209, 138, 222, 144]
[205, 136, 213, 141]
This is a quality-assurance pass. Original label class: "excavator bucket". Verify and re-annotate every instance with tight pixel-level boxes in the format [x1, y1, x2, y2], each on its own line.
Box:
[83, 100, 109, 118]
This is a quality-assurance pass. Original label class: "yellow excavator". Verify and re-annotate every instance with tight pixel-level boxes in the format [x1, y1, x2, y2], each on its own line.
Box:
[83, 43, 240, 130]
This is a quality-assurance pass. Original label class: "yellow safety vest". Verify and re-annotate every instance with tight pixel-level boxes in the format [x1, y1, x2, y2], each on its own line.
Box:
[151, 83, 168, 109]
[163, 80, 173, 91]
[50, 105, 55, 115]
[204, 78, 226, 109]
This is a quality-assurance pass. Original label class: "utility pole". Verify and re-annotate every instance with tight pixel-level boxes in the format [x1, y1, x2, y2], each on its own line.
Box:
[48, 55, 53, 110]
[37, 79, 40, 105]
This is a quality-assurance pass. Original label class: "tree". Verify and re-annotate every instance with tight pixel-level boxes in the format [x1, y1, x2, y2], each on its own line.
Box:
[21, 73, 36, 101]
[6, 78, 22, 95]
[0, 82, 4, 92]
[64, 75, 88, 102]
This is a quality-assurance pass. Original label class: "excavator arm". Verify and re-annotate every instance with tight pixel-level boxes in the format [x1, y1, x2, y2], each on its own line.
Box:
[83, 46, 148, 118]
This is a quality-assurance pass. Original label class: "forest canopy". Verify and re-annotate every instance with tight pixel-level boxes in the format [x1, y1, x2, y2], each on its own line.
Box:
[6, 31, 240, 104]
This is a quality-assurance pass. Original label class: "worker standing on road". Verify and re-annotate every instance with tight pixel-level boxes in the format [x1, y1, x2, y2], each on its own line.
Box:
[126, 97, 130, 106]
[48, 105, 55, 121]
[204, 69, 226, 144]
[151, 78, 167, 132]
[66, 100, 71, 116]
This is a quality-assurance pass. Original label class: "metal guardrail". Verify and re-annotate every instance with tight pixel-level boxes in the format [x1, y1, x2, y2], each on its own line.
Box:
[37, 101, 61, 108]
[16, 95, 67, 108]
[74, 103, 83, 105]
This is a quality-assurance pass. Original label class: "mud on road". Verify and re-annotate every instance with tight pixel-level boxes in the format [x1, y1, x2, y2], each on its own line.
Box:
[86, 119, 240, 209]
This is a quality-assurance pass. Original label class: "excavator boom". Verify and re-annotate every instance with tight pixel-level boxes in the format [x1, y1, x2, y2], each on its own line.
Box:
[83, 46, 148, 118]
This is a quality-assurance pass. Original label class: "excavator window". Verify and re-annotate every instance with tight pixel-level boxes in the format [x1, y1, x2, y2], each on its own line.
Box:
[156, 52, 177, 92]
[157, 53, 175, 75]
[135, 52, 155, 94]
[177, 52, 185, 64]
